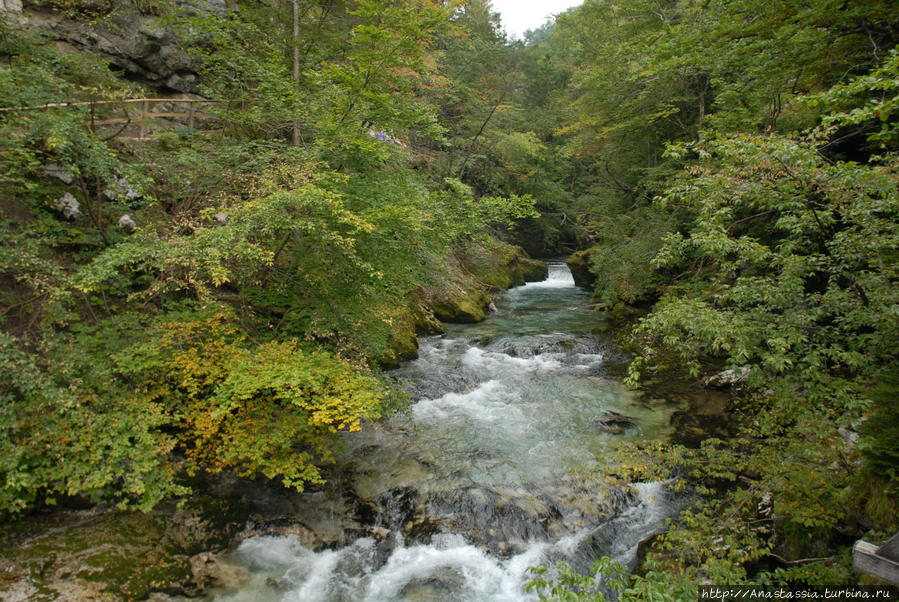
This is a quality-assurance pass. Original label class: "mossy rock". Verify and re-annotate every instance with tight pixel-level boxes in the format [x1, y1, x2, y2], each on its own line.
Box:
[415, 239, 544, 327]
[1, 497, 249, 599]
[460, 240, 547, 290]
[429, 285, 491, 323]
[379, 313, 420, 369]
[566, 248, 597, 289]
[410, 301, 446, 336]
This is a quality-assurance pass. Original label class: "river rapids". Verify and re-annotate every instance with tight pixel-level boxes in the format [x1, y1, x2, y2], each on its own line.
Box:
[209, 262, 689, 601]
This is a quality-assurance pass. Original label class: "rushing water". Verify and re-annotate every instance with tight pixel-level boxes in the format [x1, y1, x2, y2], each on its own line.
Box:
[211, 262, 688, 601]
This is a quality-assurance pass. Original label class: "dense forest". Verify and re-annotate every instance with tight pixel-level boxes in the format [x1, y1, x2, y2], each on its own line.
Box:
[1, 0, 897, 598]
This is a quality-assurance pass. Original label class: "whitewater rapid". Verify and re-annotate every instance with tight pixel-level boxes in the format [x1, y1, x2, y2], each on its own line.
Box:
[210, 262, 685, 601]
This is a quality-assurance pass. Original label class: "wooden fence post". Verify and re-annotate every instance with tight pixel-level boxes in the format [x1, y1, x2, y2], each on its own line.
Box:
[139, 99, 149, 139]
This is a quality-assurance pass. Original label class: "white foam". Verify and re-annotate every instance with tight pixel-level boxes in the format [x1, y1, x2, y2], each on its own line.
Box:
[515, 264, 575, 289]
[412, 380, 524, 424]
[363, 534, 534, 601]
[221, 484, 679, 601]
[573, 353, 605, 368]
[461, 347, 563, 373]
[224, 531, 605, 602]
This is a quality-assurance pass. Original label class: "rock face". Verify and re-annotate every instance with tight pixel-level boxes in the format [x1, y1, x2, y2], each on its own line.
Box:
[20, 1, 228, 93]
[378, 242, 546, 368]
[566, 248, 597, 289]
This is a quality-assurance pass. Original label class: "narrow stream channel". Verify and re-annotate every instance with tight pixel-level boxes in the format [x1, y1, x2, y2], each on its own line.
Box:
[210, 262, 689, 601]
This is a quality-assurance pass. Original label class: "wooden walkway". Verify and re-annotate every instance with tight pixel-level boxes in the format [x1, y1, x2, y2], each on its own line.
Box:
[854, 532, 899, 584]
[0, 97, 221, 140]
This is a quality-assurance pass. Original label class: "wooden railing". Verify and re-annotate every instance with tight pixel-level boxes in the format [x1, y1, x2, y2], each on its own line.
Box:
[0, 97, 221, 140]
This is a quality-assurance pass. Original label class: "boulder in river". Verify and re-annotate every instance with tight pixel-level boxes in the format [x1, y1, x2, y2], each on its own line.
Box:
[703, 366, 750, 389]
[594, 411, 638, 434]
[566, 248, 597, 289]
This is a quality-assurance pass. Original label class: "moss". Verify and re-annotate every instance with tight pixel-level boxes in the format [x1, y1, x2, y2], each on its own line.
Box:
[1, 497, 248, 599]
[380, 313, 420, 369]
[410, 301, 445, 336]
[459, 239, 547, 290]
[565, 248, 597, 289]
[429, 284, 491, 323]
[377, 240, 545, 367]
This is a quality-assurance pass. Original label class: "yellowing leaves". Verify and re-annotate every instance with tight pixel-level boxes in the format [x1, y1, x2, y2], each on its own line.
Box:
[116, 309, 389, 492]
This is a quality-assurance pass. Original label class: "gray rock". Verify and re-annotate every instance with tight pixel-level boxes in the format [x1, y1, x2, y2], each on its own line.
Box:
[189, 551, 249, 592]
[41, 162, 73, 184]
[1, 0, 23, 13]
[704, 366, 750, 389]
[165, 71, 198, 92]
[18, 2, 232, 93]
[178, 0, 227, 18]
[214, 212, 229, 224]
[594, 411, 638, 433]
[55, 192, 81, 219]
[118, 214, 137, 229]
[103, 176, 142, 202]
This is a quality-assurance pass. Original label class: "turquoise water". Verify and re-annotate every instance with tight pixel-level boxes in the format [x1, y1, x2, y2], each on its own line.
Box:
[212, 262, 685, 602]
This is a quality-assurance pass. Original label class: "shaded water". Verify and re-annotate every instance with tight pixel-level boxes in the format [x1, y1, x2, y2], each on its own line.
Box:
[212, 262, 687, 601]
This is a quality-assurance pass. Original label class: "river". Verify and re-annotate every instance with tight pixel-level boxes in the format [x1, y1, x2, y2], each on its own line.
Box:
[209, 261, 691, 601]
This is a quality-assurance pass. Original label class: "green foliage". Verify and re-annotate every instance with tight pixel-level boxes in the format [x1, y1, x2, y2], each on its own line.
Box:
[810, 48, 899, 150]
[114, 307, 388, 490]
[595, 426, 859, 585]
[527, 556, 696, 601]
[0, 1, 546, 515]
[0, 21, 148, 255]
[0, 329, 184, 516]
[520, 4, 898, 593]
[584, 207, 679, 306]
[857, 367, 899, 499]
[629, 132, 899, 407]
[527, 557, 626, 601]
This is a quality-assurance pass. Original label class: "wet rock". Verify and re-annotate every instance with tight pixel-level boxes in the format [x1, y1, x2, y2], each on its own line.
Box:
[594, 411, 638, 434]
[633, 532, 662, 574]
[189, 551, 249, 594]
[55, 192, 81, 219]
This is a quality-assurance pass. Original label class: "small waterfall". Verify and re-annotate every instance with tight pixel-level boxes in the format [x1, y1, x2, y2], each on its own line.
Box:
[211, 262, 686, 601]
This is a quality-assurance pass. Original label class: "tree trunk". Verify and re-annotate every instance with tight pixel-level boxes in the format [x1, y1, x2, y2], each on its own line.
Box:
[292, 0, 301, 146]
